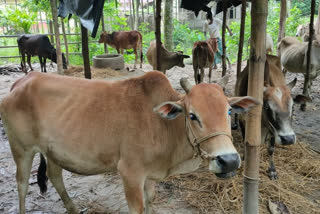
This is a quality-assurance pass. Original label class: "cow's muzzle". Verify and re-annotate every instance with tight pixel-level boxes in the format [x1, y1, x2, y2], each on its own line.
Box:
[212, 153, 240, 178]
[280, 135, 295, 145]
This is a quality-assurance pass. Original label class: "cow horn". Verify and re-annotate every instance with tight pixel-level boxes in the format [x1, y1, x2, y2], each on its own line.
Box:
[180, 78, 192, 93]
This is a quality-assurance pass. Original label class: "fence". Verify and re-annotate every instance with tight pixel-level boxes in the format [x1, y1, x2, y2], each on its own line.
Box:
[0, 33, 100, 60]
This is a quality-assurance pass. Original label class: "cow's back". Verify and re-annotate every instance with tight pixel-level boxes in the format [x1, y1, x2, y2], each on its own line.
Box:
[17, 35, 54, 57]
[1, 71, 183, 174]
[235, 55, 285, 96]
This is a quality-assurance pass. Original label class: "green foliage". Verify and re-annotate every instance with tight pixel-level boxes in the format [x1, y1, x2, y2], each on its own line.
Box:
[103, 1, 130, 31]
[172, 19, 205, 55]
[3, 7, 37, 34]
[291, 0, 318, 16]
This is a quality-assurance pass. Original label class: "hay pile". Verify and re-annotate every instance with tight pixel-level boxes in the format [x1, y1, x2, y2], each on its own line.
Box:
[63, 66, 128, 79]
[156, 134, 320, 214]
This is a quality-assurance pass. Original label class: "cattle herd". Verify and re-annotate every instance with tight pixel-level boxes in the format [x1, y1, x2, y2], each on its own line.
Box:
[0, 26, 317, 213]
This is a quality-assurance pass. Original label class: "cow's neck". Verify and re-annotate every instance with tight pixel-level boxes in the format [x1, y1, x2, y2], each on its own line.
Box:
[165, 117, 203, 177]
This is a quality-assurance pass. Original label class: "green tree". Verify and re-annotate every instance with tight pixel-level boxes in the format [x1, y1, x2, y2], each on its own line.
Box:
[4, 7, 37, 34]
[291, 0, 318, 16]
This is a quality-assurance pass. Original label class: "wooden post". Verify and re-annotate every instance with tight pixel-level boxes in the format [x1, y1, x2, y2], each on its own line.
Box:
[221, 0, 227, 77]
[141, 0, 145, 22]
[39, 12, 44, 33]
[50, 0, 63, 75]
[277, 0, 287, 50]
[101, 12, 108, 53]
[243, 0, 268, 213]
[60, 17, 69, 65]
[155, 0, 162, 71]
[81, 24, 91, 79]
[301, 0, 316, 111]
[237, 0, 247, 79]
[147, 0, 149, 15]
[49, 20, 55, 45]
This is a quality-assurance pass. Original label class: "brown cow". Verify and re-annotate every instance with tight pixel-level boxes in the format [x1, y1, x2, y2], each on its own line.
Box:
[99, 31, 143, 69]
[0, 71, 259, 214]
[192, 38, 218, 84]
[234, 55, 310, 179]
[146, 40, 190, 74]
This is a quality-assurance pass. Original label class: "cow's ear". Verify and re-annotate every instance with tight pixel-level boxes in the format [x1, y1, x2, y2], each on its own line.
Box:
[293, 94, 312, 104]
[228, 96, 261, 113]
[287, 77, 297, 90]
[153, 102, 184, 120]
[182, 54, 190, 58]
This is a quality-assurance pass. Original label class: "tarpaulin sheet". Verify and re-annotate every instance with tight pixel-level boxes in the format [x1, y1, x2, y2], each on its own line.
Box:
[58, 0, 105, 38]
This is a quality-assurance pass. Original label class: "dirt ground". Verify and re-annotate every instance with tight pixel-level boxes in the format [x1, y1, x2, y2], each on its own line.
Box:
[0, 62, 319, 214]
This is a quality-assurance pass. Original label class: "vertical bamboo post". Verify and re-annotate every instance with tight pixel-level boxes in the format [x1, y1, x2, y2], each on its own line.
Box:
[101, 12, 108, 53]
[236, 0, 247, 79]
[301, 0, 316, 111]
[141, 0, 145, 23]
[155, 0, 162, 71]
[39, 12, 44, 33]
[277, 0, 287, 52]
[50, 0, 63, 75]
[221, 0, 227, 77]
[243, 1, 268, 213]
[81, 24, 91, 79]
[147, 0, 149, 15]
[60, 17, 69, 65]
[49, 20, 55, 45]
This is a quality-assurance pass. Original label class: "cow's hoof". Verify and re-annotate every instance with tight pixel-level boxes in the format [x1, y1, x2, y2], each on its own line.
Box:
[267, 169, 278, 180]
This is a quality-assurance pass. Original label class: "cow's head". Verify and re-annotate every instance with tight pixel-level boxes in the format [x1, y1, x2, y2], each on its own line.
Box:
[296, 24, 308, 38]
[173, 51, 190, 68]
[154, 78, 260, 178]
[98, 31, 108, 43]
[62, 53, 67, 69]
[263, 78, 310, 145]
[51, 51, 68, 69]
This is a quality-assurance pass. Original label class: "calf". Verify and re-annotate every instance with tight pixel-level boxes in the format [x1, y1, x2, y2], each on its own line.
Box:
[146, 40, 190, 74]
[192, 38, 218, 84]
[0, 71, 259, 214]
[234, 55, 310, 179]
[17, 34, 67, 73]
[99, 31, 143, 69]
[278, 36, 320, 101]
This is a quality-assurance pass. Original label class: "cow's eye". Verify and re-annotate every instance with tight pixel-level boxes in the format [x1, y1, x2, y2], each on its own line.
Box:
[189, 113, 197, 120]
[228, 109, 232, 115]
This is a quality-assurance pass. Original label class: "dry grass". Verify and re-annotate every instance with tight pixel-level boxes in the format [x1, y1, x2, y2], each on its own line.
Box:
[63, 66, 129, 79]
[156, 131, 320, 214]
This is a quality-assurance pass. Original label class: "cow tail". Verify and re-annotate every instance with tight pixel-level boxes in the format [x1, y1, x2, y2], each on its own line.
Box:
[140, 33, 143, 64]
[37, 154, 48, 194]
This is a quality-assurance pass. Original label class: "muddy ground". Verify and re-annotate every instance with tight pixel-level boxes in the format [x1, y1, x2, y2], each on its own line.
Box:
[0, 62, 319, 214]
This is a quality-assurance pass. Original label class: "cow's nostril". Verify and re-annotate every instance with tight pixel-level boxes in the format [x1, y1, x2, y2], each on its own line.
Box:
[280, 135, 295, 145]
[216, 153, 240, 173]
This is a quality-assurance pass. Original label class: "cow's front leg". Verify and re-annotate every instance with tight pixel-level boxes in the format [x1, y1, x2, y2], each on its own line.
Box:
[267, 137, 278, 180]
[38, 56, 43, 72]
[133, 48, 138, 69]
[27, 55, 33, 71]
[208, 67, 212, 83]
[119, 161, 145, 214]
[144, 179, 156, 214]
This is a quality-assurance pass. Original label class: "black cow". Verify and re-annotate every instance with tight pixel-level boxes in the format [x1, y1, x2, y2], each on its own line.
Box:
[17, 35, 67, 73]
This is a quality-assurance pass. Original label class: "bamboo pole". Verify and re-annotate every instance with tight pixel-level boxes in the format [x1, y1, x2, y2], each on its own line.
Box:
[301, 0, 316, 111]
[141, 0, 145, 22]
[50, 0, 63, 75]
[221, 0, 227, 77]
[236, 0, 247, 79]
[49, 20, 55, 45]
[81, 24, 91, 79]
[155, 0, 162, 71]
[39, 12, 44, 33]
[101, 12, 108, 53]
[277, 0, 287, 51]
[243, 1, 268, 213]
[60, 17, 69, 65]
